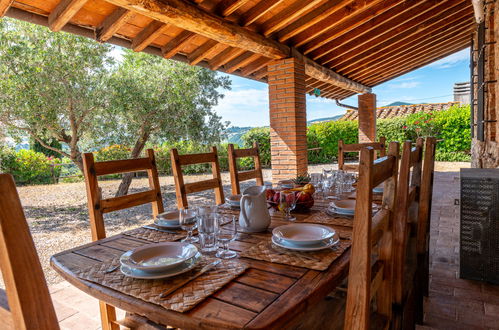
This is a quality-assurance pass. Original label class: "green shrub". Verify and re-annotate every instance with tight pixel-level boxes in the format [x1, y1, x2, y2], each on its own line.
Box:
[433, 105, 471, 153]
[435, 150, 471, 162]
[307, 120, 358, 161]
[0, 149, 59, 184]
[377, 117, 411, 143]
[94, 144, 132, 161]
[241, 127, 271, 167]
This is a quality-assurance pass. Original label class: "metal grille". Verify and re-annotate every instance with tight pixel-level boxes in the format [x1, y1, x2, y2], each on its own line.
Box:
[460, 169, 499, 284]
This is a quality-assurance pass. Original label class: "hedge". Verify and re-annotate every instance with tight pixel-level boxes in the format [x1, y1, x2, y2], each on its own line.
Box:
[1, 105, 471, 185]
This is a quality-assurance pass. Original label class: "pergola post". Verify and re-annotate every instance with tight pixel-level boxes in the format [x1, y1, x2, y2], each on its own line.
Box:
[268, 58, 308, 183]
[358, 92, 377, 142]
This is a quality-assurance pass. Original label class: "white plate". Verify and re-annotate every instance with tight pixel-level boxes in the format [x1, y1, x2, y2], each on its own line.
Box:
[326, 208, 354, 216]
[373, 184, 384, 193]
[120, 242, 198, 273]
[272, 224, 335, 245]
[157, 211, 180, 226]
[271, 235, 339, 251]
[120, 253, 202, 279]
[330, 199, 356, 212]
[225, 194, 241, 207]
[154, 220, 182, 229]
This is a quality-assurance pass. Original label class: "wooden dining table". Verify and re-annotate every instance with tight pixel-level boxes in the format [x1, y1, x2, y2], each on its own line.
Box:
[50, 199, 353, 329]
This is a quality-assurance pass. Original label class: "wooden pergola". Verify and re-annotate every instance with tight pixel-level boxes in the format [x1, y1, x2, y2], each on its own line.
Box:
[0, 0, 475, 180]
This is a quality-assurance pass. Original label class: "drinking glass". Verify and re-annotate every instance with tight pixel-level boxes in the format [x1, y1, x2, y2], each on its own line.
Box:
[216, 215, 237, 259]
[197, 206, 219, 253]
[280, 191, 296, 221]
[179, 208, 198, 243]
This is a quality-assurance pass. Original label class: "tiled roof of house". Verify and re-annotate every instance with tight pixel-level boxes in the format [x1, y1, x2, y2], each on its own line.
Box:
[339, 102, 460, 121]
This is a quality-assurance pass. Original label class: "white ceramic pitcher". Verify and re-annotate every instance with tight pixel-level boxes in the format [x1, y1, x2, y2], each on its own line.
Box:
[239, 186, 271, 232]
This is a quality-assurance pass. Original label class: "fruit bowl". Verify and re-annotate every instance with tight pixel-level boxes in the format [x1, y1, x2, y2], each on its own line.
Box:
[266, 189, 315, 212]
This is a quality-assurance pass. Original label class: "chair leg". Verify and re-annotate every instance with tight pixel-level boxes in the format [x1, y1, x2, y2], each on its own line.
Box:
[99, 301, 120, 330]
[414, 253, 426, 324]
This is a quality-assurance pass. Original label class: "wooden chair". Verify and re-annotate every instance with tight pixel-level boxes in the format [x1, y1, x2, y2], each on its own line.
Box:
[338, 136, 386, 171]
[82, 148, 164, 330]
[344, 141, 400, 329]
[391, 138, 424, 329]
[227, 142, 264, 195]
[414, 137, 437, 324]
[0, 173, 59, 330]
[170, 146, 224, 209]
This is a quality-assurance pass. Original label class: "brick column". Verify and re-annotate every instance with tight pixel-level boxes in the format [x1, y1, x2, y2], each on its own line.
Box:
[268, 58, 308, 183]
[358, 92, 376, 142]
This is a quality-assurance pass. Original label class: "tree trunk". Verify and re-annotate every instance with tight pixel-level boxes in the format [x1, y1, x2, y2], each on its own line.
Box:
[115, 129, 150, 197]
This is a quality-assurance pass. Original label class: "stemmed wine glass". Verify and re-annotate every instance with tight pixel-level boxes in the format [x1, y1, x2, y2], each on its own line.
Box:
[216, 215, 237, 259]
[179, 208, 199, 243]
[280, 191, 296, 221]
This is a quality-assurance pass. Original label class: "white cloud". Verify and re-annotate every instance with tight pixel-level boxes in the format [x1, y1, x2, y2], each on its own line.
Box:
[428, 49, 470, 69]
[214, 88, 269, 126]
[388, 81, 421, 89]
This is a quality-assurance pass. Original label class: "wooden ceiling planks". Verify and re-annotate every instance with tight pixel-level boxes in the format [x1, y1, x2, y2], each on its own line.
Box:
[3, 0, 474, 100]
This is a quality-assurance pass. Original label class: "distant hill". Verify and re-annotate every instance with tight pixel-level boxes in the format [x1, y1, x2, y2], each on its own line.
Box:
[384, 101, 413, 107]
[307, 114, 343, 124]
[225, 126, 253, 145]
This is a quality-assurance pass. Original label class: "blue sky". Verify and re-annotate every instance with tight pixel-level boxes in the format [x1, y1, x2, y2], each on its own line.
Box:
[214, 48, 471, 127]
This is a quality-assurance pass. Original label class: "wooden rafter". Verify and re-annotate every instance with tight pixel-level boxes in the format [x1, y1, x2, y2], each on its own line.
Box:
[293, 0, 398, 49]
[224, 52, 260, 73]
[210, 47, 245, 70]
[341, 8, 472, 76]
[48, 0, 88, 32]
[217, 0, 251, 17]
[240, 57, 272, 76]
[0, 0, 13, 17]
[277, 0, 353, 42]
[309, 0, 461, 61]
[240, 0, 284, 27]
[96, 8, 135, 42]
[162, 30, 196, 58]
[188, 39, 219, 65]
[262, 0, 324, 37]
[104, 0, 370, 93]
[319, 0, 467, 65]
[253, 67, 267, 80]
[132, 21, 168, 52]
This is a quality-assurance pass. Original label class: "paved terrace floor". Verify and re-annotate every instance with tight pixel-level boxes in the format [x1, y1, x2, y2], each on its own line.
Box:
[47, 170, 499, 330]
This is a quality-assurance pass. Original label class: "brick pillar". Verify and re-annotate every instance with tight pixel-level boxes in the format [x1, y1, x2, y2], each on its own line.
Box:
[358, 92, 376, 142]
[268, 58, 308, 183]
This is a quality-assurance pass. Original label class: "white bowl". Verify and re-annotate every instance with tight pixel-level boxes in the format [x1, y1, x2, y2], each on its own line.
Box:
[120, 242, 198, 273]
[225, 194, 241, 206]
[156, 211, 180, 226]
[272, 235, 339, 251]
[121, 253, 202, 279]
[272, 223, 335, 245]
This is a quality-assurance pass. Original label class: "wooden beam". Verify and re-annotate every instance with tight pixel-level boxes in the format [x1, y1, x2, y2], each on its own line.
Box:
[253, 67, 267, 80]
[240, 0, 284, 27]
[262, 0, 324, 37]
[48, 0, 88, 32]
[217, 0, 251, 17]
[293, 0, 399, 48]
[162, 30, 195, 58]
[106, 0, 289, 59]
[105, 0, 369, 93]
[132, 20, 168, 52]
[0, 0, 13, 17]
[277, 0, 354, 42]
[188, 39, 219, 65]
[96, 7, 135, 42]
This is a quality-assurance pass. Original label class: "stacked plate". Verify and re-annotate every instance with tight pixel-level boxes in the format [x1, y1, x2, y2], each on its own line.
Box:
[271, 223, 339, 251]
[225, 194, 241, 208]
[156, 210, 187, 229]
[119, 242, 201, 279]
[328, 199, 377, 216]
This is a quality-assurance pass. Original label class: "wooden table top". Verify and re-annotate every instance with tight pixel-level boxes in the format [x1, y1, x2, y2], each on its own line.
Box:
[50, 201, 352, 329]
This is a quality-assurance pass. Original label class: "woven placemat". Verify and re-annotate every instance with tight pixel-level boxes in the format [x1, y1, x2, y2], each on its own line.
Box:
[239, 239, 351, 271]
[302, 211, 354, 228]
[76, 257, 248, 313]
[123, 227, 186, 243]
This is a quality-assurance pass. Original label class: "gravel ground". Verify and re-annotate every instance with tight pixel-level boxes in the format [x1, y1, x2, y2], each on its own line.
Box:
[3, 161, 470, 287]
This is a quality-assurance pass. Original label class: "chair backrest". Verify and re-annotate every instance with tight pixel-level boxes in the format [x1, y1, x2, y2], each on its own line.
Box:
[392, 138, 424, 306]
[344, 141, 399, 330]
[170, 146, 224, 209]
[0, 174, 59, 330]
[416, 137, 437, 256]
[82, 149, 164, 241]
[227, 142, 264, 195]
[338, 136, 387, 171]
